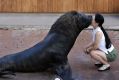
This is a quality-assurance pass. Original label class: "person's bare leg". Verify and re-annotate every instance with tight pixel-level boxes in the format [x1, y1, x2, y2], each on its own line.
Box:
[90, 50, 109, 65]
[90, 50, 110, 71]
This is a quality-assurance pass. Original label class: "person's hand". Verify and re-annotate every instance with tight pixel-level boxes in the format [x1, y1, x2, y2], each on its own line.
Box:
[84, 47, 92, 54]
[87, 47, 90, 53]
[84, 48, 89, 54]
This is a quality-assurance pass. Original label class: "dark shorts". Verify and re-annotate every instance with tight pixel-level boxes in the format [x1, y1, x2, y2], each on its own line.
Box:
[106, 49, 118, 62]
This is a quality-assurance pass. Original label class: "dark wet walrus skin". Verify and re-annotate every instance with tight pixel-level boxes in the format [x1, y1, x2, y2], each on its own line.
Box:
[0, 11, 92, 80]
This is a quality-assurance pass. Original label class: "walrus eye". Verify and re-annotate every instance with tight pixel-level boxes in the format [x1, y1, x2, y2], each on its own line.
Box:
[83, 15, 92, 28]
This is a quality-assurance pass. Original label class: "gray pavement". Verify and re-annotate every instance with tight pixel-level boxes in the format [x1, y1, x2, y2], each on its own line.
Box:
[0, 30, 119, 80]
[0, 13, 119, 30]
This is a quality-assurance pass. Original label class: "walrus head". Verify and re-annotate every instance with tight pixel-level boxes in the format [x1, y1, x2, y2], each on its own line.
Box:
[74, 11, 92, 30]
[65, 11, 92, 39]
[49, 11, 92, 39]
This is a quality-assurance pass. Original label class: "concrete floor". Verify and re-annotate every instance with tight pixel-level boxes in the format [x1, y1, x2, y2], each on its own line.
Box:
[0, 29, 119, 80]
[0, 13, 119, 30]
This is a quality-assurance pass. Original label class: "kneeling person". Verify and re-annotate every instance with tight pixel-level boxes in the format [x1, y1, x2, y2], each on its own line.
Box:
[85, 13, 118, 71]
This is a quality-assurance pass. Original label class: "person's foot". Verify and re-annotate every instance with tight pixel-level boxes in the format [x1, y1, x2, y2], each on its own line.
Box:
[94, 62, 103, 67]
[98, 64, 110, 71]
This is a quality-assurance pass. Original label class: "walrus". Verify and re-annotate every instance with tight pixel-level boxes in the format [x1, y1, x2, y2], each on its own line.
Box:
[0, 11, 92, 80]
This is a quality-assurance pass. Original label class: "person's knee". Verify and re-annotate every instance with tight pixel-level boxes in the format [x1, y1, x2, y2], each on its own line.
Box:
[90, 50, 96, 56]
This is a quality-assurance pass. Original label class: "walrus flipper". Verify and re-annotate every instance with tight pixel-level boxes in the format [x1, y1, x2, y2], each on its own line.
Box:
[0, 71, 16, 77]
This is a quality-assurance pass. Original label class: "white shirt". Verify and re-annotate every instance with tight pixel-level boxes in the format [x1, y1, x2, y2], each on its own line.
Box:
[92, 27, 114, 54]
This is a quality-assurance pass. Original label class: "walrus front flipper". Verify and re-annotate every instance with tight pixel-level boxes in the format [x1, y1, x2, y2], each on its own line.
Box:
[53, 62, 74, 80]
[0, 71, 16, 77]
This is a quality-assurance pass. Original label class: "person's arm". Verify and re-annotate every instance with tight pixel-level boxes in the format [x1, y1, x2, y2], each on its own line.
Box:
[85, 31, 103, 53]
[92, 31, 103, 50]
[84, 42, 93, 54]
[86, 42, 93, 49]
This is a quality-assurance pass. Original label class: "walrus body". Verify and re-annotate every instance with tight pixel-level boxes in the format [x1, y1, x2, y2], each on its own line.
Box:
[0, 11, 92, 80]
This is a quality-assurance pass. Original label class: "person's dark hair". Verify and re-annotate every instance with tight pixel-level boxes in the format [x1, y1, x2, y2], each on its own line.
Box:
[95, 13, 111, 49]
